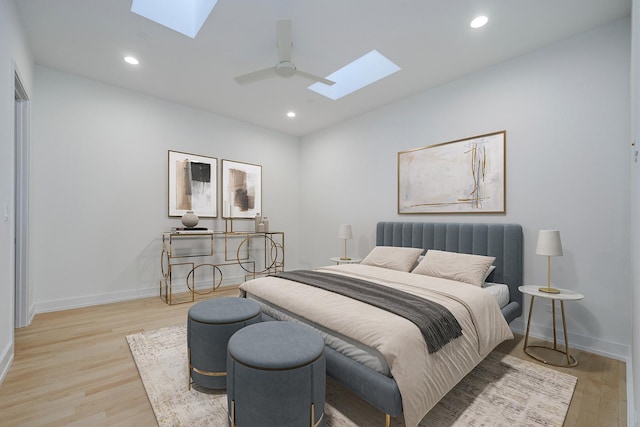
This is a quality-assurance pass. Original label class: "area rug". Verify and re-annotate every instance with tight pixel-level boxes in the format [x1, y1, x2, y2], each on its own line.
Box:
[126, 325, 577, 426]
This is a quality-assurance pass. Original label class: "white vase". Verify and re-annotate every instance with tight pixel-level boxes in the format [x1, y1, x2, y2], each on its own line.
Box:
[181, 211, 199, 228]
[254, 213, 262, 232]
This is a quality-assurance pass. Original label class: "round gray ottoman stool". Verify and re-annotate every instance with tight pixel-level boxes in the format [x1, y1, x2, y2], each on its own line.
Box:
[227, 321, 326, 427]
[187, 297, 261, 390]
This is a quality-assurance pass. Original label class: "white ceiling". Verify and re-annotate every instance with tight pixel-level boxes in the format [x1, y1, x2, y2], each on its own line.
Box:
[16, 0, 631, 137]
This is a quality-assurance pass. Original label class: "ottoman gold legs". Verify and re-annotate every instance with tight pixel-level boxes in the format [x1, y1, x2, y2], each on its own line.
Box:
[187, 348, 227, 390]
[229, 401, 323, 427]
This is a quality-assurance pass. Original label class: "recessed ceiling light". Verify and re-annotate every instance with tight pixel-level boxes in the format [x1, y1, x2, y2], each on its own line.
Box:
[470, 16, 488, 29]
[308, 50, 401, 101]
[124, 56, 139, 65]
[286, 111, 296, 118]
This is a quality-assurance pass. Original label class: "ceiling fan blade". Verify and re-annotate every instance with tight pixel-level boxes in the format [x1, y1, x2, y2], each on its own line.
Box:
[295, 69, 335, 86]
[234, 67, 277, 84]
[277, 19, 292, 62]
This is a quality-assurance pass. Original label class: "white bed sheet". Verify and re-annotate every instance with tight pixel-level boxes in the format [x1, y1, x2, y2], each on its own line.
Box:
[483, 282, 510, 308]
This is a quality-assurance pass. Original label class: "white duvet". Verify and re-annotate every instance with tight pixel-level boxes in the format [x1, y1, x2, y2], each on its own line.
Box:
[239, 264, 513, 427]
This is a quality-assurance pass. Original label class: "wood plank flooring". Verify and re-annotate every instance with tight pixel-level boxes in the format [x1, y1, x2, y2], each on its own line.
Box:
[0, 288, 627, 426]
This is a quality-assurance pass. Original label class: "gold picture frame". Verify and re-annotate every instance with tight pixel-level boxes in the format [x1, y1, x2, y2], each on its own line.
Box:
[398, 131, 506, 214]
[221, 159, 262, 219]
[168, 150, 217, 218]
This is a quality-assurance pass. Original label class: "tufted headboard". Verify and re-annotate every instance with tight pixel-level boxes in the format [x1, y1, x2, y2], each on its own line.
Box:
[376, 222, 523, 323]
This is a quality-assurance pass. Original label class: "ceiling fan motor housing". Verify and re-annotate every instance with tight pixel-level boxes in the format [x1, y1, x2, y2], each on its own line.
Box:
[275, 61, 296, 77]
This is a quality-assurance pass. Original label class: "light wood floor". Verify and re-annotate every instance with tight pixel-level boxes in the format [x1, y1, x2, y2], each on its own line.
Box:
[0, 288, 627, 427]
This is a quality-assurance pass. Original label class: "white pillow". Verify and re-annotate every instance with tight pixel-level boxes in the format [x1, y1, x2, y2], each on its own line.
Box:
[361, 246, 424, 272]
[412, 249, 496, 287]
[484, 265, 496, 281]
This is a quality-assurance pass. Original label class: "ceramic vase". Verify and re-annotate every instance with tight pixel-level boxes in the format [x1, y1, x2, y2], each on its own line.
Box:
[254, 213, 262, 232]
[181, 210, 199, 228]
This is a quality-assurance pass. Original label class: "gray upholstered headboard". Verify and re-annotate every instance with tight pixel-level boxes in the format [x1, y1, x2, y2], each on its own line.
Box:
[376, 222, 523, 323]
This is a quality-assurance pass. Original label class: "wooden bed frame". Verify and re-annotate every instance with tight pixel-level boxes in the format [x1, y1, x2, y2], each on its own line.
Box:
[266, 222, 523, 426]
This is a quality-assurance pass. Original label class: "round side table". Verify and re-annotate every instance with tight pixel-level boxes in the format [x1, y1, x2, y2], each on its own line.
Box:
[518, 285, 584, 367]
[330, 257, 362, 265]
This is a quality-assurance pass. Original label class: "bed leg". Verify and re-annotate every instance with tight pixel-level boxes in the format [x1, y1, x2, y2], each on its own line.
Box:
[385, 414, 390, 427]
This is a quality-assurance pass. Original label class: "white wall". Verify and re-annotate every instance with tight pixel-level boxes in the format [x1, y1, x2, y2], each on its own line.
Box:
[31, 67, 300, 311]
[300, 19, 632, 361]
[631, 0, 639, 424]
[0, 0, 33, 382]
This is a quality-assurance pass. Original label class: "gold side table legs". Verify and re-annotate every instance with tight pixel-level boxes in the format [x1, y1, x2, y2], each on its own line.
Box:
[523, 295, 577, 367]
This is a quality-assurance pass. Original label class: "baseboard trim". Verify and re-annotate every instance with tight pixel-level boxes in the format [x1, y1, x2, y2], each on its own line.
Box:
[0, 340, 15, 386]
[510, 318, 629, 362]
[34, 279, 242, 314]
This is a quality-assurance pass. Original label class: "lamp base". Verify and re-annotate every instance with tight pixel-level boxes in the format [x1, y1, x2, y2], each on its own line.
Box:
[340, 257, 351, 261]
[538, 287, 560, 294]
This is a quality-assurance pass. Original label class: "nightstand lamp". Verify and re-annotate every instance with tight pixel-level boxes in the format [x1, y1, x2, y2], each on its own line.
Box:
[536, 230, 563, 294]
[338, 224, 353, 260]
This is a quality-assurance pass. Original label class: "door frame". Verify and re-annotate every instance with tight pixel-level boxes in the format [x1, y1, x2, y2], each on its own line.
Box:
[14, 70, 30, 328]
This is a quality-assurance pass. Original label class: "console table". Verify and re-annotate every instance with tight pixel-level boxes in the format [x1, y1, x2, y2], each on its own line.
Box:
[160, 231, 284, 305]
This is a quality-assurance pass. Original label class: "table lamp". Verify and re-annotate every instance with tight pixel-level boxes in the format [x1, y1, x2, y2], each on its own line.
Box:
[338, 224, 353, 260]
[536, 230, 563, 294]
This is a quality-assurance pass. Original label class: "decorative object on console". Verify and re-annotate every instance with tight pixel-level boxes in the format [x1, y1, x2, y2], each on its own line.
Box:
[338, 224, 353, 260]
[222, 159, 262, 219]
[254, 213, 261, 231]
[536, 230, 563, 294]
[181, 211, 199, 228]
[168, 150, 217, 218]
[398, 131, 506, 214]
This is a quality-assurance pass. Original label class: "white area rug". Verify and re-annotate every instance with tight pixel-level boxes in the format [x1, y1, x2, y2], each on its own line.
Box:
[127, 325, 577, 426]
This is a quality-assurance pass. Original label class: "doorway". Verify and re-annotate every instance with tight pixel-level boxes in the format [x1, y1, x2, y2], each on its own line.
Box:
[14, 71, 30, 328]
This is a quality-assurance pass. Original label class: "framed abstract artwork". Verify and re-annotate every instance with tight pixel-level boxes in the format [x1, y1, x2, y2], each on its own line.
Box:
[398, 131, 506, 214]
[221, 159, 262, 219]
[168, 150, 217, 218]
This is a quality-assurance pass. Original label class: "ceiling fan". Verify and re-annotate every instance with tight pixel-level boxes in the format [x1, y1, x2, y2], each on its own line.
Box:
[234, 20, 335, 86]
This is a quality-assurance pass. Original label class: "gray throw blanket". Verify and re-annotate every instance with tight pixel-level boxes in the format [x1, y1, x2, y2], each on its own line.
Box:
[273, 270, 462, 354]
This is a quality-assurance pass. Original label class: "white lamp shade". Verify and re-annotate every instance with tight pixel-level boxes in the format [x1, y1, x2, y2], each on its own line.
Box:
[338, 224, 353, 240]
[536, 230, 563, 257]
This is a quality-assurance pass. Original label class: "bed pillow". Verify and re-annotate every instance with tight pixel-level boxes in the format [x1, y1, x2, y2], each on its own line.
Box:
[361, 246, 424, 272]
[484, 265, 496, 282]
[412, 249, 496, 287]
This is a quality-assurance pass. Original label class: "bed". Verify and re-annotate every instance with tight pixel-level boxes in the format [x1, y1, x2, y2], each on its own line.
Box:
[239, 222, 523, 427]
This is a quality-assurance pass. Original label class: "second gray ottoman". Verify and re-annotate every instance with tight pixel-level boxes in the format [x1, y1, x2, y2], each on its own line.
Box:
[227, 321, 326, 427]
[187, 297, 261, 390]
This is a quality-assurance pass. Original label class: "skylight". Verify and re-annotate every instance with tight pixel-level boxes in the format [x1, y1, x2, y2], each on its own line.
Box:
[131, 0, 218, 38]
[307, 50, 401, 100]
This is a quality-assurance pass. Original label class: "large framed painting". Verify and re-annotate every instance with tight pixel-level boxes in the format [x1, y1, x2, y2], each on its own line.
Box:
[168, 150, 217, 218]
[222, 159, 262, 219]
[398, 131, 506, 214]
